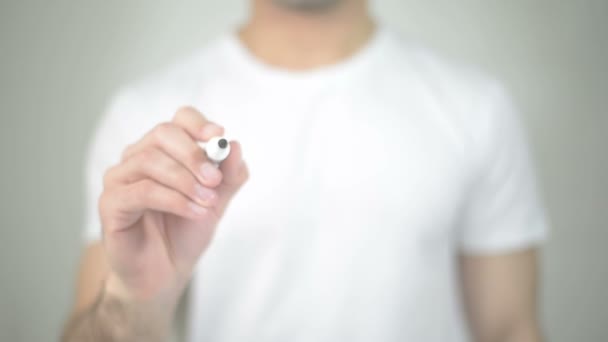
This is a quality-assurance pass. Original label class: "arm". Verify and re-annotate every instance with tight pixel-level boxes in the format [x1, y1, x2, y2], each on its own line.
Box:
[459, 248, 544, 342]
[61, 243, 174, 342]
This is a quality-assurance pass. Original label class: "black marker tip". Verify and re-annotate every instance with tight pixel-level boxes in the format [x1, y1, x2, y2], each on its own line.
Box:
[218, 138, 228, 149]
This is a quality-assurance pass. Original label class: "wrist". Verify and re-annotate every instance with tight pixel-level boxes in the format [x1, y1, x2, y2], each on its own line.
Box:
[86, 279, 175, 342]
[104, 272, 182, 317]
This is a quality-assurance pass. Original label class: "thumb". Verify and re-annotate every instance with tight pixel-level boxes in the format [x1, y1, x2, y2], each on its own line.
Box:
[216, 140, 249, 216]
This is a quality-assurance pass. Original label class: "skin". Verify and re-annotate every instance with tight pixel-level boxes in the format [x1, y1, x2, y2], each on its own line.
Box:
[273, 0, 342, 12]
[62, 108, 249, 341]
[62, 1, 544, 341]
[460, 250, 543, 342]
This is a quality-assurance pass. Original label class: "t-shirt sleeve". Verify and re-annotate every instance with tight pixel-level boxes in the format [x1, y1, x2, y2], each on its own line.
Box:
[458, 82, 549, 254]
[82, 89, 137, 243]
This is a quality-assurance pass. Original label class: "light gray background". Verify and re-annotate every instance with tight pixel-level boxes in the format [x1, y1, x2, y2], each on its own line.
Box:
[1, 1, 606, 341]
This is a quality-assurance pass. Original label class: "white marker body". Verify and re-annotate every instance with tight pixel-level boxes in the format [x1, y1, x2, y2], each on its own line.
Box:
[200, 136, 231, 165]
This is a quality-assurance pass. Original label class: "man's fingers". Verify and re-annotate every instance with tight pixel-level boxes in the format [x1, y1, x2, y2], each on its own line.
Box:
[121, 122, 223, 188]
[103, 148, 218, 208]
[100, 179, 210, 233]
[107, 108, 243, 223]
[172, 106, 224, 141]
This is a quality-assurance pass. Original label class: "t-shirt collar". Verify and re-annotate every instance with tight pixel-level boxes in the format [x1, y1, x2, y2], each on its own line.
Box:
[221, 25, 389, 88]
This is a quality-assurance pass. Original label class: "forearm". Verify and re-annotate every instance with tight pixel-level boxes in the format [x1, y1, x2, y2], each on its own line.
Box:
[61, 285, 175, 342]
[502, 323, 543, 342]
[474, 321, 543, 342]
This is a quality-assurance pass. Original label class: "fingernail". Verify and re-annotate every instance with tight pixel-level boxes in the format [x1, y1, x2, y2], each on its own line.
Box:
[188, 202, 207, 215]
[200, 162, 219, 181]
[201, 123, 223, 138]
[195, 184, 216, 203]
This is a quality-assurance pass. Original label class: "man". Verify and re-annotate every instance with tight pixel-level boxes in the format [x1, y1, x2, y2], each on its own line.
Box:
[62, 0, 548, 341]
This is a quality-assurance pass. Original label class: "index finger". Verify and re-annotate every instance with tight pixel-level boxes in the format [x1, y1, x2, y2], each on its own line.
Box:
[172, 106, 225, 142]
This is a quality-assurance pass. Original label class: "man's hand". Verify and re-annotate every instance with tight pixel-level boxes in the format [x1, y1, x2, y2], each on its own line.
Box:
[100, 106, 248, 304]
[62, 107, 248, 342]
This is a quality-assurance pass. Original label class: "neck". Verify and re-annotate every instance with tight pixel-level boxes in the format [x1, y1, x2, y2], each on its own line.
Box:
[239, 0, 375, 70]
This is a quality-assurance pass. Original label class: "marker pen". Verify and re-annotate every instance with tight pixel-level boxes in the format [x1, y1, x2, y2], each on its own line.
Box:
[200, 136, 231, 165]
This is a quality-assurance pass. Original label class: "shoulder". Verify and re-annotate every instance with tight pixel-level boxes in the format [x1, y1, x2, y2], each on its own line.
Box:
[384, 28, 507, 110]
[383, 28, 516, 145]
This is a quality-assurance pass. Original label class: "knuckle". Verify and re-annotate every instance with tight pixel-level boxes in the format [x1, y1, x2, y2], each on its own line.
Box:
[120, 144, 134, 161]
[98, 192, 121, 233]
[98, 190, 115, 217]
[98, 191, 108, 213]
[187, 146, 205, 165]
[181, 177, 198, 196]
[174, 197, 190, 214]
[168, 164, 190, 189]
[174, 106, 203, 121]
[102, 166, 115, 188]
[175, 105, 195, 116]
[152, 122, 173, 141]
[135, 179, 155, 200]
[162, 189, 186, 213]
[205, 122, 225, 135]
[136, 148, 158, 164]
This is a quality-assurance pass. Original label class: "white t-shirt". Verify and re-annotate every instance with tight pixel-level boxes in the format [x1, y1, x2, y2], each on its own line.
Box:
[84, 26, 548, 341]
